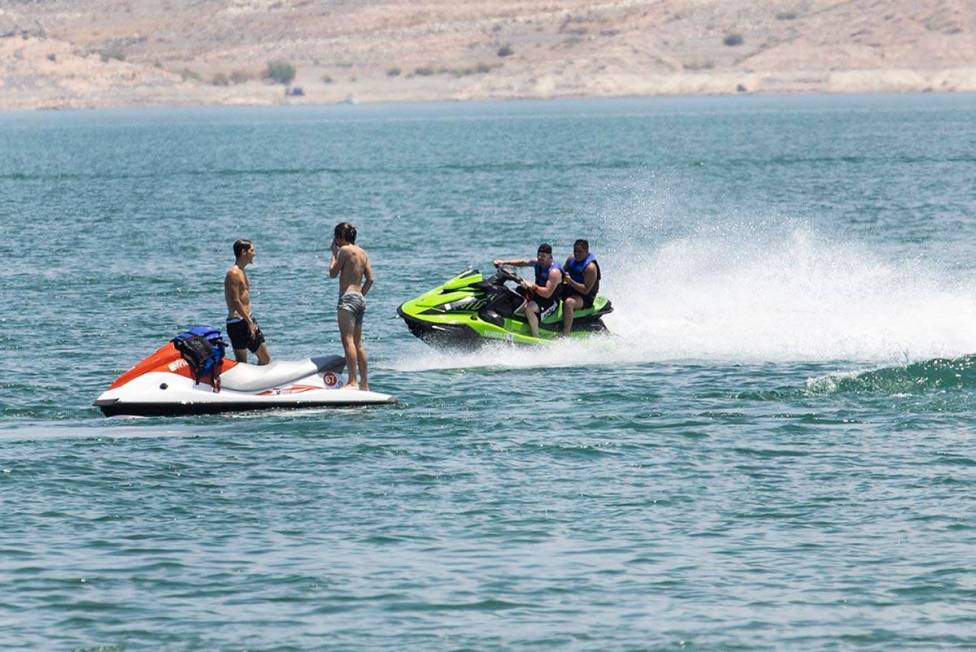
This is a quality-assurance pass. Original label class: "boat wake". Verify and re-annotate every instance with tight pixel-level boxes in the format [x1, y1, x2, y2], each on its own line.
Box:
[807, 354, 976, 395]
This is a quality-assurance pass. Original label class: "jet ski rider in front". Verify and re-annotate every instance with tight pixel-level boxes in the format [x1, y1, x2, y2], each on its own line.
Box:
[493, 243, 563, 338]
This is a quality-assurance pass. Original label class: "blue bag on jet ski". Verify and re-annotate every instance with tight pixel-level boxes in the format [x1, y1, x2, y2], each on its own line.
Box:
[172, 326, 227, 391]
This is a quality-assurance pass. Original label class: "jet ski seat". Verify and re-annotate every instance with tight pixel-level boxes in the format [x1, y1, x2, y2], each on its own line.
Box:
[220, 355, 345, 392]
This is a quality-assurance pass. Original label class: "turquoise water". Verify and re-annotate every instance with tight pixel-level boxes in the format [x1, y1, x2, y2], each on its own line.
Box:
[3, 95, 976, 648]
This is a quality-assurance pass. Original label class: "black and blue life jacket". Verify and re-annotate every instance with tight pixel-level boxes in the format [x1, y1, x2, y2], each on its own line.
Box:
[534, 260, 563, 287]
[172, 326, 227, 392]
[564, 253, 600, 298]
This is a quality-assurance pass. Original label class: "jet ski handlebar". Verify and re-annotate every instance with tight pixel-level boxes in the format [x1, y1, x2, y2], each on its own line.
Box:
[492, 264, 522, 284]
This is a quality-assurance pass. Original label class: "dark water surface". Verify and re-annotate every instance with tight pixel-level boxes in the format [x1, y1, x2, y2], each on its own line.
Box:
[3, 95, 976, 648]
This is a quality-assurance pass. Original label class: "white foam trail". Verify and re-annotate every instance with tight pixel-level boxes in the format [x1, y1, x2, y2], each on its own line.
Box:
[0, 424, 192, 442]
[394, 337, 621, 372]
[394, 214, 976, 371]
[600, 221, 976, 363]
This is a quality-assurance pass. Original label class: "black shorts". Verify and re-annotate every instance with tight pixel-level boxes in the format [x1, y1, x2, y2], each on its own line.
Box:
[562, 287, 595, 309]
[533, 292, 558, 313]
[226, 317, 266, 353]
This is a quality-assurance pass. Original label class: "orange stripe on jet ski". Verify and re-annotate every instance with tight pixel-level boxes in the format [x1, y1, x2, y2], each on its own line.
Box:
[109, 343, 237, 389]
[255, 384, 321, 396]
[285, 385, 321, 393]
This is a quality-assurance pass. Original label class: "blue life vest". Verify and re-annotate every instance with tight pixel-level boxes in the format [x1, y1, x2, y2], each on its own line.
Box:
[564, 253, 600, 296]
[534, 260, 562, 287]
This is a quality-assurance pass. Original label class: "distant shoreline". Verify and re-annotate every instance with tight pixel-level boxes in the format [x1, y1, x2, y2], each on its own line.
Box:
[4, 86, 976, 117]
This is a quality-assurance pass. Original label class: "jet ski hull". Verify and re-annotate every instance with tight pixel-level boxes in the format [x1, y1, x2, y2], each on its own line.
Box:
[398, 307, 485, 347]
[95, 344, 396, 417]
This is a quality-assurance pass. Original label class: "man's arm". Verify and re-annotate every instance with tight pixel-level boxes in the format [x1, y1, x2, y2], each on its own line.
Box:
[533, 267, 563, 299]
[329, 245, 344, 278]
[362, 254, 374, 296]
[581, 263, 598, 294]
[492, 257, 534, 267]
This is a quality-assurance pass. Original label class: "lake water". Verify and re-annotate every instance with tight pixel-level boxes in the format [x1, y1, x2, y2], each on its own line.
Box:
[2, 94, 976, 648]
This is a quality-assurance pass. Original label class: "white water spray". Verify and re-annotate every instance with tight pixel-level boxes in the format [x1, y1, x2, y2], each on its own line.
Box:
[602, 220, 976, 362]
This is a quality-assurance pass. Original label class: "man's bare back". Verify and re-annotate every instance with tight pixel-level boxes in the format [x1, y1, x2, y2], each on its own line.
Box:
[335, 244, 373, 296]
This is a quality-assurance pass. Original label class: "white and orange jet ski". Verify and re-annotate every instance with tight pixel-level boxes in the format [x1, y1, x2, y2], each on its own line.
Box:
[95, 339, 396, 417]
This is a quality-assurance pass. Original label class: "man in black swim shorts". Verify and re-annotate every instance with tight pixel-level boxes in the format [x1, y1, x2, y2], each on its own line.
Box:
[226, 315, 267, 357]
[224, 239, 272, 365]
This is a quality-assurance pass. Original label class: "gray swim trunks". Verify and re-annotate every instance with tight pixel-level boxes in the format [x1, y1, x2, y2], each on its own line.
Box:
[337, 290, 366, 325]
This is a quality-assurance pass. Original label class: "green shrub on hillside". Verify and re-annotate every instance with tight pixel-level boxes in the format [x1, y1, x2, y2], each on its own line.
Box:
[449, 62, 497, 77]
[497, 44, 514, 57]
[723, 33, 744, 46]
[265, 60, 296, 85]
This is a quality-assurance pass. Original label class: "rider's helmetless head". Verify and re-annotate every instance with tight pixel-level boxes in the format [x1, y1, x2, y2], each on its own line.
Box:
[572, 239, 589, 261]
[537, 243, 553, 265]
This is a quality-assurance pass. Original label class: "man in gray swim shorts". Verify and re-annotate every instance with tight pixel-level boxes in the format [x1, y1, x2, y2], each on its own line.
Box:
[337, 290, 366, 325]
[329, 222, 374, 391]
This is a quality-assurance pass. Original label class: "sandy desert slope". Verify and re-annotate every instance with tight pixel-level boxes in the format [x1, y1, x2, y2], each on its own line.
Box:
[1, 0, 975, 109]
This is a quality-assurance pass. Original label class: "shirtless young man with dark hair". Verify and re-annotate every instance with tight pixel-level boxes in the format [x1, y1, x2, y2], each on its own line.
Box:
[329, 222, 374, 390]
[224, 239, 272, 365]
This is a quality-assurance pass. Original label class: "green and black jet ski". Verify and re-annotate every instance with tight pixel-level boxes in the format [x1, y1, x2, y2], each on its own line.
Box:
[397, 266, 612, 347]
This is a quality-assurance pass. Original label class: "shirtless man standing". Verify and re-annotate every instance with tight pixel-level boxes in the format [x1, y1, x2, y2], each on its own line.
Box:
[224, 239, 272, 365]
[329, 222, 373, 390]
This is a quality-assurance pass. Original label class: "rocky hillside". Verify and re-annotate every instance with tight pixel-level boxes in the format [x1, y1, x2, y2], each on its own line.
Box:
[2, 0, 975, 110]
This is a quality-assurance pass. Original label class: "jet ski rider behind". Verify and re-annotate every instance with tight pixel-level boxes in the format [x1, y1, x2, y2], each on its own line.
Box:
[561, 238, 601, 336]
[492, 243, 563, 338]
